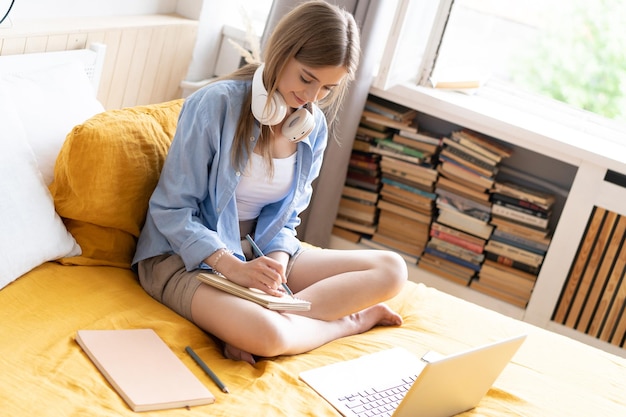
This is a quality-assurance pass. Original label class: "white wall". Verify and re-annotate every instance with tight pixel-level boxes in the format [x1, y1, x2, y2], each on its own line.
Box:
[185, 0, 272, 82]
[7, 0, 180, 20]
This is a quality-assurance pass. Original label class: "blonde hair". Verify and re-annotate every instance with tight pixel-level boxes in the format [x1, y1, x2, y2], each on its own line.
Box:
[223, 1, 361, 173]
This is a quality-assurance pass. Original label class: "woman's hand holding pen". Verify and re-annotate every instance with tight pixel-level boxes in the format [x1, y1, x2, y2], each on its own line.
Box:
[238, 256, 288, 297]
[207, 250, 287, 297]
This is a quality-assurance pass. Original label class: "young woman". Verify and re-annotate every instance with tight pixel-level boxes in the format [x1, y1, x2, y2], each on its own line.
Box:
[133, 1, 408, 365]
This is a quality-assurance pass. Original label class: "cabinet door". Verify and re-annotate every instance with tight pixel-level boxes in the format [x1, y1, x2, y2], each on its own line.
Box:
[530, 162, 626, 350]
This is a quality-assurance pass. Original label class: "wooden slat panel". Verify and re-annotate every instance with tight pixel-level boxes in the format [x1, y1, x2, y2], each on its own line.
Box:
[611, 302, 626, 347]
[45, 34, 69, 52]
[98, 29, 123, 108]
[66, 33, 88, 50]
[0, 37, 26, 55]
[0, 15, 198, 109]
[576, 212, 623, 332]
[106, 28, 140, 109]
[149, 25, 181, 104]
[553, 207, 605, 323]
[136, 26, 168, 106]
[24, 36, 47, 53]
[554, 206, 626, 348]
[564, 208, 614, 328]
[121, 28, 153, 108]
[164, 23, 198, 102]
[597, 244, 626, 341]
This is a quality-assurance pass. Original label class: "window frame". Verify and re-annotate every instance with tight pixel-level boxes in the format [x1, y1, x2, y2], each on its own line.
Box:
[373, 0, 626, 154]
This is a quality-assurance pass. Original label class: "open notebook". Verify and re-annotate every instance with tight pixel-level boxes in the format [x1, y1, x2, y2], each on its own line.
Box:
[76, 329, 215, 412]
[196, 273, 311, 311]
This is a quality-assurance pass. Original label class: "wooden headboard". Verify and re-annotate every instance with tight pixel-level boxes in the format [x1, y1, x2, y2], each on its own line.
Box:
[0, 43, 106, 94]
[0, 14, 198, 109]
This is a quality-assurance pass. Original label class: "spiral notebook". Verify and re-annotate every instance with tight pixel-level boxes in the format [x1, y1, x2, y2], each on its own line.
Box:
[76, 329, 215, 412]
[196, 273, 311, 311]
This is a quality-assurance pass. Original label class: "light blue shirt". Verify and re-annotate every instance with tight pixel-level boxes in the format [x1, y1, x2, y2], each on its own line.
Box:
[132, 79, 328, 271]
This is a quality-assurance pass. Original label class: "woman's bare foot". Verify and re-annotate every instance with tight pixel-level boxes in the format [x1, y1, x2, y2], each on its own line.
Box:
[349, 303, 402, 335]
[223, 343, 256, 365]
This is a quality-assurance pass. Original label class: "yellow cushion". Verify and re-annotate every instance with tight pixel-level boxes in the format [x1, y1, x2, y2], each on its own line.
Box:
[50, 99, 184, 268]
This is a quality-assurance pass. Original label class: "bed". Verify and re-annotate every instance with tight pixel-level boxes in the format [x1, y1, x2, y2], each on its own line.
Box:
[1, 47, 625, 417]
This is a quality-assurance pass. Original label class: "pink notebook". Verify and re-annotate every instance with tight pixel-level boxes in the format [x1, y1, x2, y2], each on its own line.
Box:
[76, 329, 215, 412]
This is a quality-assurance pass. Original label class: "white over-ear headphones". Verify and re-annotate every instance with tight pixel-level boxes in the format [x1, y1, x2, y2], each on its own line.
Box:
[251, 63, 315, 143]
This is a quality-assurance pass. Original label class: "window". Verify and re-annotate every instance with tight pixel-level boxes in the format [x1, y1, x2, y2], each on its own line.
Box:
[377, 0, 626, 141]
[232, 0, 273, 37]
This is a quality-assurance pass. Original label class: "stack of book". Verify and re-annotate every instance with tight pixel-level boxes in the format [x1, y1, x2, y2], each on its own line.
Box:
[418, 129, 513, 284]
[470, 181, 555, 307]
[363, 158, 438, 263]
[333, 136, 382, 241]
[356, 96, 438, 263]
[333, 95, 419, 242]
[437, 129, 513, 194]
[361, 95, 419, 134]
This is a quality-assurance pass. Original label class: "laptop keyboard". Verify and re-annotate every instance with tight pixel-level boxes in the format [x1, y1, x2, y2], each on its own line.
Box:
[337, 374, 417, 417]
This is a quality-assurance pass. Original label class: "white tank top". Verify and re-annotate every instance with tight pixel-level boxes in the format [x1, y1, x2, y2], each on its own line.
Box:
[236, 151, 297, 221]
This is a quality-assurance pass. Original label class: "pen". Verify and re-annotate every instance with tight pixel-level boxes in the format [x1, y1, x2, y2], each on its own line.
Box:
[185, 346, 229, 393]
[245, 234, 295, 298]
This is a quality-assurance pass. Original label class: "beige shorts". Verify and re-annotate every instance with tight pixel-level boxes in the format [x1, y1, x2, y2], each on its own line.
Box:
[137, 245, 305, 323]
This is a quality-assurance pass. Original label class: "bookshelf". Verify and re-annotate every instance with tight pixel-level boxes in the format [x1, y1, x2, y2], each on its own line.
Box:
[333, 92, 571, 309]
[328, 85, 626, 358]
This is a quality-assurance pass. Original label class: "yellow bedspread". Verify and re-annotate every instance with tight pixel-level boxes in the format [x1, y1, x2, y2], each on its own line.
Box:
[1, 261, 625, 417]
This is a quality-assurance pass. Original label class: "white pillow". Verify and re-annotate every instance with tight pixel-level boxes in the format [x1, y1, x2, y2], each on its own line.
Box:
[0, 95, 81, 290]
[0, 60, 105, 185]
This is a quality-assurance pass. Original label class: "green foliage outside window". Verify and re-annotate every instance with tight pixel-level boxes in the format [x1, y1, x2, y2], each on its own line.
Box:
[510, 0, 626, 123]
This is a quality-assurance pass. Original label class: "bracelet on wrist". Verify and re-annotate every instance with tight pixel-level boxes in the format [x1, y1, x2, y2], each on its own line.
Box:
[211, 248, 233, 275]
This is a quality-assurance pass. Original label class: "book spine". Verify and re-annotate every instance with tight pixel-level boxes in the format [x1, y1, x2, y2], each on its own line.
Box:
[440, 153, 495, 178]
[371, 146, 423, 164]
[375, 138, 425, 158]
[490, 230, 549, 254]
[492, 183, 553, 208]
[449, 132, 502, 162]
[430, 228, 484, 253]
[424, 246, 482, 271]
[381, 168, 435, 188]
[484, 241, 544, 266]
[381, 178, 437, 199]
[428, 238, 485, 263]
[349, 159, 379, 171]
[345, 178, 379, 192]
[491, 198, 549, 219]
[343, 187, 378, 204]
[436, 198, 491, 222]
[452, 130, 510, 160]
[442, 141, 497, 170]
[491, 204, 549, 228]
[437, 209, 494, 240]
[439, 156, 495, 179]
[392, 134, 438, 154]
[490, 192, 550, 214]
[483, 251, 540, 275]
[400, 131, 441, 146]
[381, 156, 438, 179]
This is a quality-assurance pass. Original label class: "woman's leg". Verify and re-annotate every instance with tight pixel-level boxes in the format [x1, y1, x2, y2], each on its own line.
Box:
[190, 282, 402, 361]
[287, 248, 408, 321]
[191, 248, 407, 363]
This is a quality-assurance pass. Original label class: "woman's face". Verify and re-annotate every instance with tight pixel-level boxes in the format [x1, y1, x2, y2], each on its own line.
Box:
[277, 58, 348, 108]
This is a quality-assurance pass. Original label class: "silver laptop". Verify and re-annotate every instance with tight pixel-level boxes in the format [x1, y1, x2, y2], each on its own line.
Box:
[300, 335, 526, 417]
